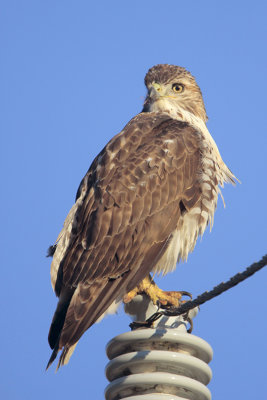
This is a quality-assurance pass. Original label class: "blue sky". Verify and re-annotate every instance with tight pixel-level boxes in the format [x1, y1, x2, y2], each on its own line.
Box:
[1, 1, 266, 399]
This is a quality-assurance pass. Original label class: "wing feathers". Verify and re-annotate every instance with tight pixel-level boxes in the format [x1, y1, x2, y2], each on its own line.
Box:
[48, 113, 203, 367]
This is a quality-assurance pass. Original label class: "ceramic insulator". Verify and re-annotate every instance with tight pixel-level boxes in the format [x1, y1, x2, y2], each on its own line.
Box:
[105, 295, 213, 400]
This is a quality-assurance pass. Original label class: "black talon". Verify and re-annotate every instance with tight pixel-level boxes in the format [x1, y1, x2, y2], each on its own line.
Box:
[180, 291, 192, 299]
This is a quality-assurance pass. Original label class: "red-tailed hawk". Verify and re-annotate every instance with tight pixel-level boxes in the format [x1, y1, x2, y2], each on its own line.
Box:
[47, 64, 236, 369]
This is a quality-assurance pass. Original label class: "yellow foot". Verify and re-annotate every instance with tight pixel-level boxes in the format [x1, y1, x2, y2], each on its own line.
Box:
[123, 275, 191, 308]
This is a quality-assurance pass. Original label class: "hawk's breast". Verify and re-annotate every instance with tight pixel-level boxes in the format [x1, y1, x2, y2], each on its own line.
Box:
[153, 148, 220, 275]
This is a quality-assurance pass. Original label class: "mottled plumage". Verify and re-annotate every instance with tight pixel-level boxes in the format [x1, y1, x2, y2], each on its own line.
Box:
[47, 64, 236, 369]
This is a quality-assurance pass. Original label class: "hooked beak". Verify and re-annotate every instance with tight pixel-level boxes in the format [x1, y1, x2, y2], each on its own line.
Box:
[149, 82, 163, 98]
[151, 82, 162, 93]
[142, 82, 165, 112]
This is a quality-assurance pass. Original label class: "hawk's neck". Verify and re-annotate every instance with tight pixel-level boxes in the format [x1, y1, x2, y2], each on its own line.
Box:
[145, 100, 236, 186]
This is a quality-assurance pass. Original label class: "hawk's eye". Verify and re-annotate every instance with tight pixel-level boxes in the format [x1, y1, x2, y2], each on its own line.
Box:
[172, 83, 184, 93]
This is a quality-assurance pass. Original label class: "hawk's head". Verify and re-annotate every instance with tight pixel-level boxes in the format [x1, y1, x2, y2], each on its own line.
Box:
[143, 64, 207, 122]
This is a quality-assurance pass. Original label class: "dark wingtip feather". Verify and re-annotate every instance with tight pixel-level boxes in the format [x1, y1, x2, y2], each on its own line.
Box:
[47, 245, 57, 258]
[46, 343, 59, 371]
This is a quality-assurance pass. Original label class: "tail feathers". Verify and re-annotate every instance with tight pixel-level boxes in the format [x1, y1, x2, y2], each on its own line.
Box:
[46, 339, 60, 370]
[46, 287, 74, 370]
[48, 288, 74, 349]
[57, 343, 78, 370]
[46, 342, 78, 371]
[48, 306, 68, 350]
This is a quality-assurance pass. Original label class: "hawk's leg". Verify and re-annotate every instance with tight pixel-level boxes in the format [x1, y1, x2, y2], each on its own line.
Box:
[123, 275, 191, 308]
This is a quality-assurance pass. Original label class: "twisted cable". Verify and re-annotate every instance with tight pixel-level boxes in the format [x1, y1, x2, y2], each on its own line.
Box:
[131, 254, 267, 329]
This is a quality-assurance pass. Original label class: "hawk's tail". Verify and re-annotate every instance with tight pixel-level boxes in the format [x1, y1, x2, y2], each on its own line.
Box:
[46, 340, 78, 371]
[46, 288, 74, 370]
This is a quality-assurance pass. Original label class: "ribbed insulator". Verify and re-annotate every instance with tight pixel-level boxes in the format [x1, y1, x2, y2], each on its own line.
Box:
[105, 296, 213, 400]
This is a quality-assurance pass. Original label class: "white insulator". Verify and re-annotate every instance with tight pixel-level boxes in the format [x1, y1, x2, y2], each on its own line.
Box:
[105, 295, 213, 400]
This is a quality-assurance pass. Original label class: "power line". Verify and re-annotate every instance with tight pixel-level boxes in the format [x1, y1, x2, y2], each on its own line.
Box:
[130, 254, 267, 329]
